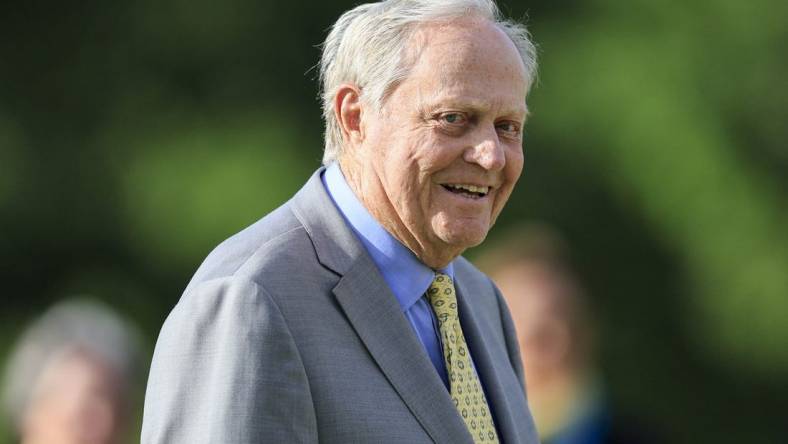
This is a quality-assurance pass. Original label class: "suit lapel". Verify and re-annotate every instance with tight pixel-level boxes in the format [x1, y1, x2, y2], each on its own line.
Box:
[291, 168, 473, 443]
[333, 258, 474, 444]
[455, 276, 526, 444]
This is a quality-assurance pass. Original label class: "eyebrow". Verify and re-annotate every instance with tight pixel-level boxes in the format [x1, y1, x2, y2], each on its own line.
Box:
[429, 98, 529, 122]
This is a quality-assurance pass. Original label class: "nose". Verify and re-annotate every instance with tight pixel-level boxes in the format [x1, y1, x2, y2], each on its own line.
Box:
[463, 126, 506, 171]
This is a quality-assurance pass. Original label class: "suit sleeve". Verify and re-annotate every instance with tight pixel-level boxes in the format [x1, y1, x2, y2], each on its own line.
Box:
[141, 277, 318, 443]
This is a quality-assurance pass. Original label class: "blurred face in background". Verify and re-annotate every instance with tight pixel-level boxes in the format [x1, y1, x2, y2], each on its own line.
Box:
[21, 349, 126, 444]
[492, 260, 588, 386]
[491, 259, 593, 436]
[341, 18, 528, 268]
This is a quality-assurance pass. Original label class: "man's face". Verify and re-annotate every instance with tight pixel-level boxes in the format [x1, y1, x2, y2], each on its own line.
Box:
[352, 18, 528, 267]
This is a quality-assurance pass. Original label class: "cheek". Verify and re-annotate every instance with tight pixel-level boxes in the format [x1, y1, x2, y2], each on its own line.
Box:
[507, 147, 525, 181]
[404, 141, 446, 188]
[378, 153, 428, 209]
[493, 149, 524, 210]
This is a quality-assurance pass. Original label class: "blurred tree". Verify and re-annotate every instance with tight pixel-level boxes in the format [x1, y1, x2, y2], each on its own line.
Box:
[527, 0, 788, 375]
[108, 111, 313, 273]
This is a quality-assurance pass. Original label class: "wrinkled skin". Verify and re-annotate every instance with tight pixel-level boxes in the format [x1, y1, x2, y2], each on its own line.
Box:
[338, 17, 529, 268]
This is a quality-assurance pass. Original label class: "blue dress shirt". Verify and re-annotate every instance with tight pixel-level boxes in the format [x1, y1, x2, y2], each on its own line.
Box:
[322, 163, 453, 387]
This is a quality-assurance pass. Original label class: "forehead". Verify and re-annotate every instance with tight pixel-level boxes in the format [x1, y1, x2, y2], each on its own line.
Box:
[399, 18, 528, 114]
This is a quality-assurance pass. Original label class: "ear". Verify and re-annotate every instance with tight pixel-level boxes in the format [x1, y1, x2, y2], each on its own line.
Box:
[334, 84, 365, 147]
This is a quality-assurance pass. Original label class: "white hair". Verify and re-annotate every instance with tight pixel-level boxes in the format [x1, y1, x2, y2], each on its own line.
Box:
[319, 0, 538, 165]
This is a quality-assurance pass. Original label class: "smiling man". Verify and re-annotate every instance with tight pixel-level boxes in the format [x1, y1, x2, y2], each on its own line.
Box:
[142, 1, 538, 443]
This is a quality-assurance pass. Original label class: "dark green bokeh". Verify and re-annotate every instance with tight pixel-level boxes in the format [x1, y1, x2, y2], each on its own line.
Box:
[0, 0, 785, 442]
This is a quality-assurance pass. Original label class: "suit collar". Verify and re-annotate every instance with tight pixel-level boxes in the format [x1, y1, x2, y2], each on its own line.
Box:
[290, 167, 362, 276]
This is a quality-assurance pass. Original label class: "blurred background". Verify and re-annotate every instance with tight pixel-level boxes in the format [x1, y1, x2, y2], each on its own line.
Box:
[0, 0, 785, 442]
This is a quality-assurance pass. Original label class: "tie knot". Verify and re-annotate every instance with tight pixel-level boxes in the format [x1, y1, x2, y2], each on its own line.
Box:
[427, 273, 458, 321]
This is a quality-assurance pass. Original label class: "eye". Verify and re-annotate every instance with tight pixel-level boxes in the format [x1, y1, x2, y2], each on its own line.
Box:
[496, 121, 522, 138]
[440, 112, 467, 125]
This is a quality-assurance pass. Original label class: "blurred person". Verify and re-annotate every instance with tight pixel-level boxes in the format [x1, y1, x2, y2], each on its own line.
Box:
[142, 0, 540, 443]
[478, 224, 656, 444]
[2, 298, 143, 444]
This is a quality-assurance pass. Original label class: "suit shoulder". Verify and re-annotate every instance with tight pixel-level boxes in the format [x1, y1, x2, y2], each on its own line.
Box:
[454, 255, 505, 318]
[454, 256, 496, 291]
[185, 201, 315, 292]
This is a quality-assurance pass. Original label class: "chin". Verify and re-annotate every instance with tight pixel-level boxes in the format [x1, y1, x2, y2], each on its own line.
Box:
[435, 224, 490, 252]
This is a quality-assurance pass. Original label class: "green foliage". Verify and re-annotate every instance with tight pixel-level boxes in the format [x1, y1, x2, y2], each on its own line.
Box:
[110, 111, 313, 271]
[529, 0, 788, 378]
[0, 115, 26, 209]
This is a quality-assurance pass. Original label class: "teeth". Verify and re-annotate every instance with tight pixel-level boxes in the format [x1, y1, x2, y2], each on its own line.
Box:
[447, 184, 490, 195]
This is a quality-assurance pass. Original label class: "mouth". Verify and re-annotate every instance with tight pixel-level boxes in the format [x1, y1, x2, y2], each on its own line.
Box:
[441, 183, 491, 199]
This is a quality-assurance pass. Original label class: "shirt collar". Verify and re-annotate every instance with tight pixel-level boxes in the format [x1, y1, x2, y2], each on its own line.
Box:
[322, 162, 454, 312]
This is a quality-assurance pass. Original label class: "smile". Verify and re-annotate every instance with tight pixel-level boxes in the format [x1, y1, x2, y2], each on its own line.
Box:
[441, 183, 490, 199]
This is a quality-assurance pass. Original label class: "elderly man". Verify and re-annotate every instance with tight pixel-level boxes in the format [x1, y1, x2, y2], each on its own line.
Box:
[142, 0, 539, 443]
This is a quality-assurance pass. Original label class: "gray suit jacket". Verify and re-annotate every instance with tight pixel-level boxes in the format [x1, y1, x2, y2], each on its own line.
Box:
[142, 168, 539, 443]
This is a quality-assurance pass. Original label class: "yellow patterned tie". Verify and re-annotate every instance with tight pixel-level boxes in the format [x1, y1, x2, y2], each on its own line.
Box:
[427, 273, 499, 444]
